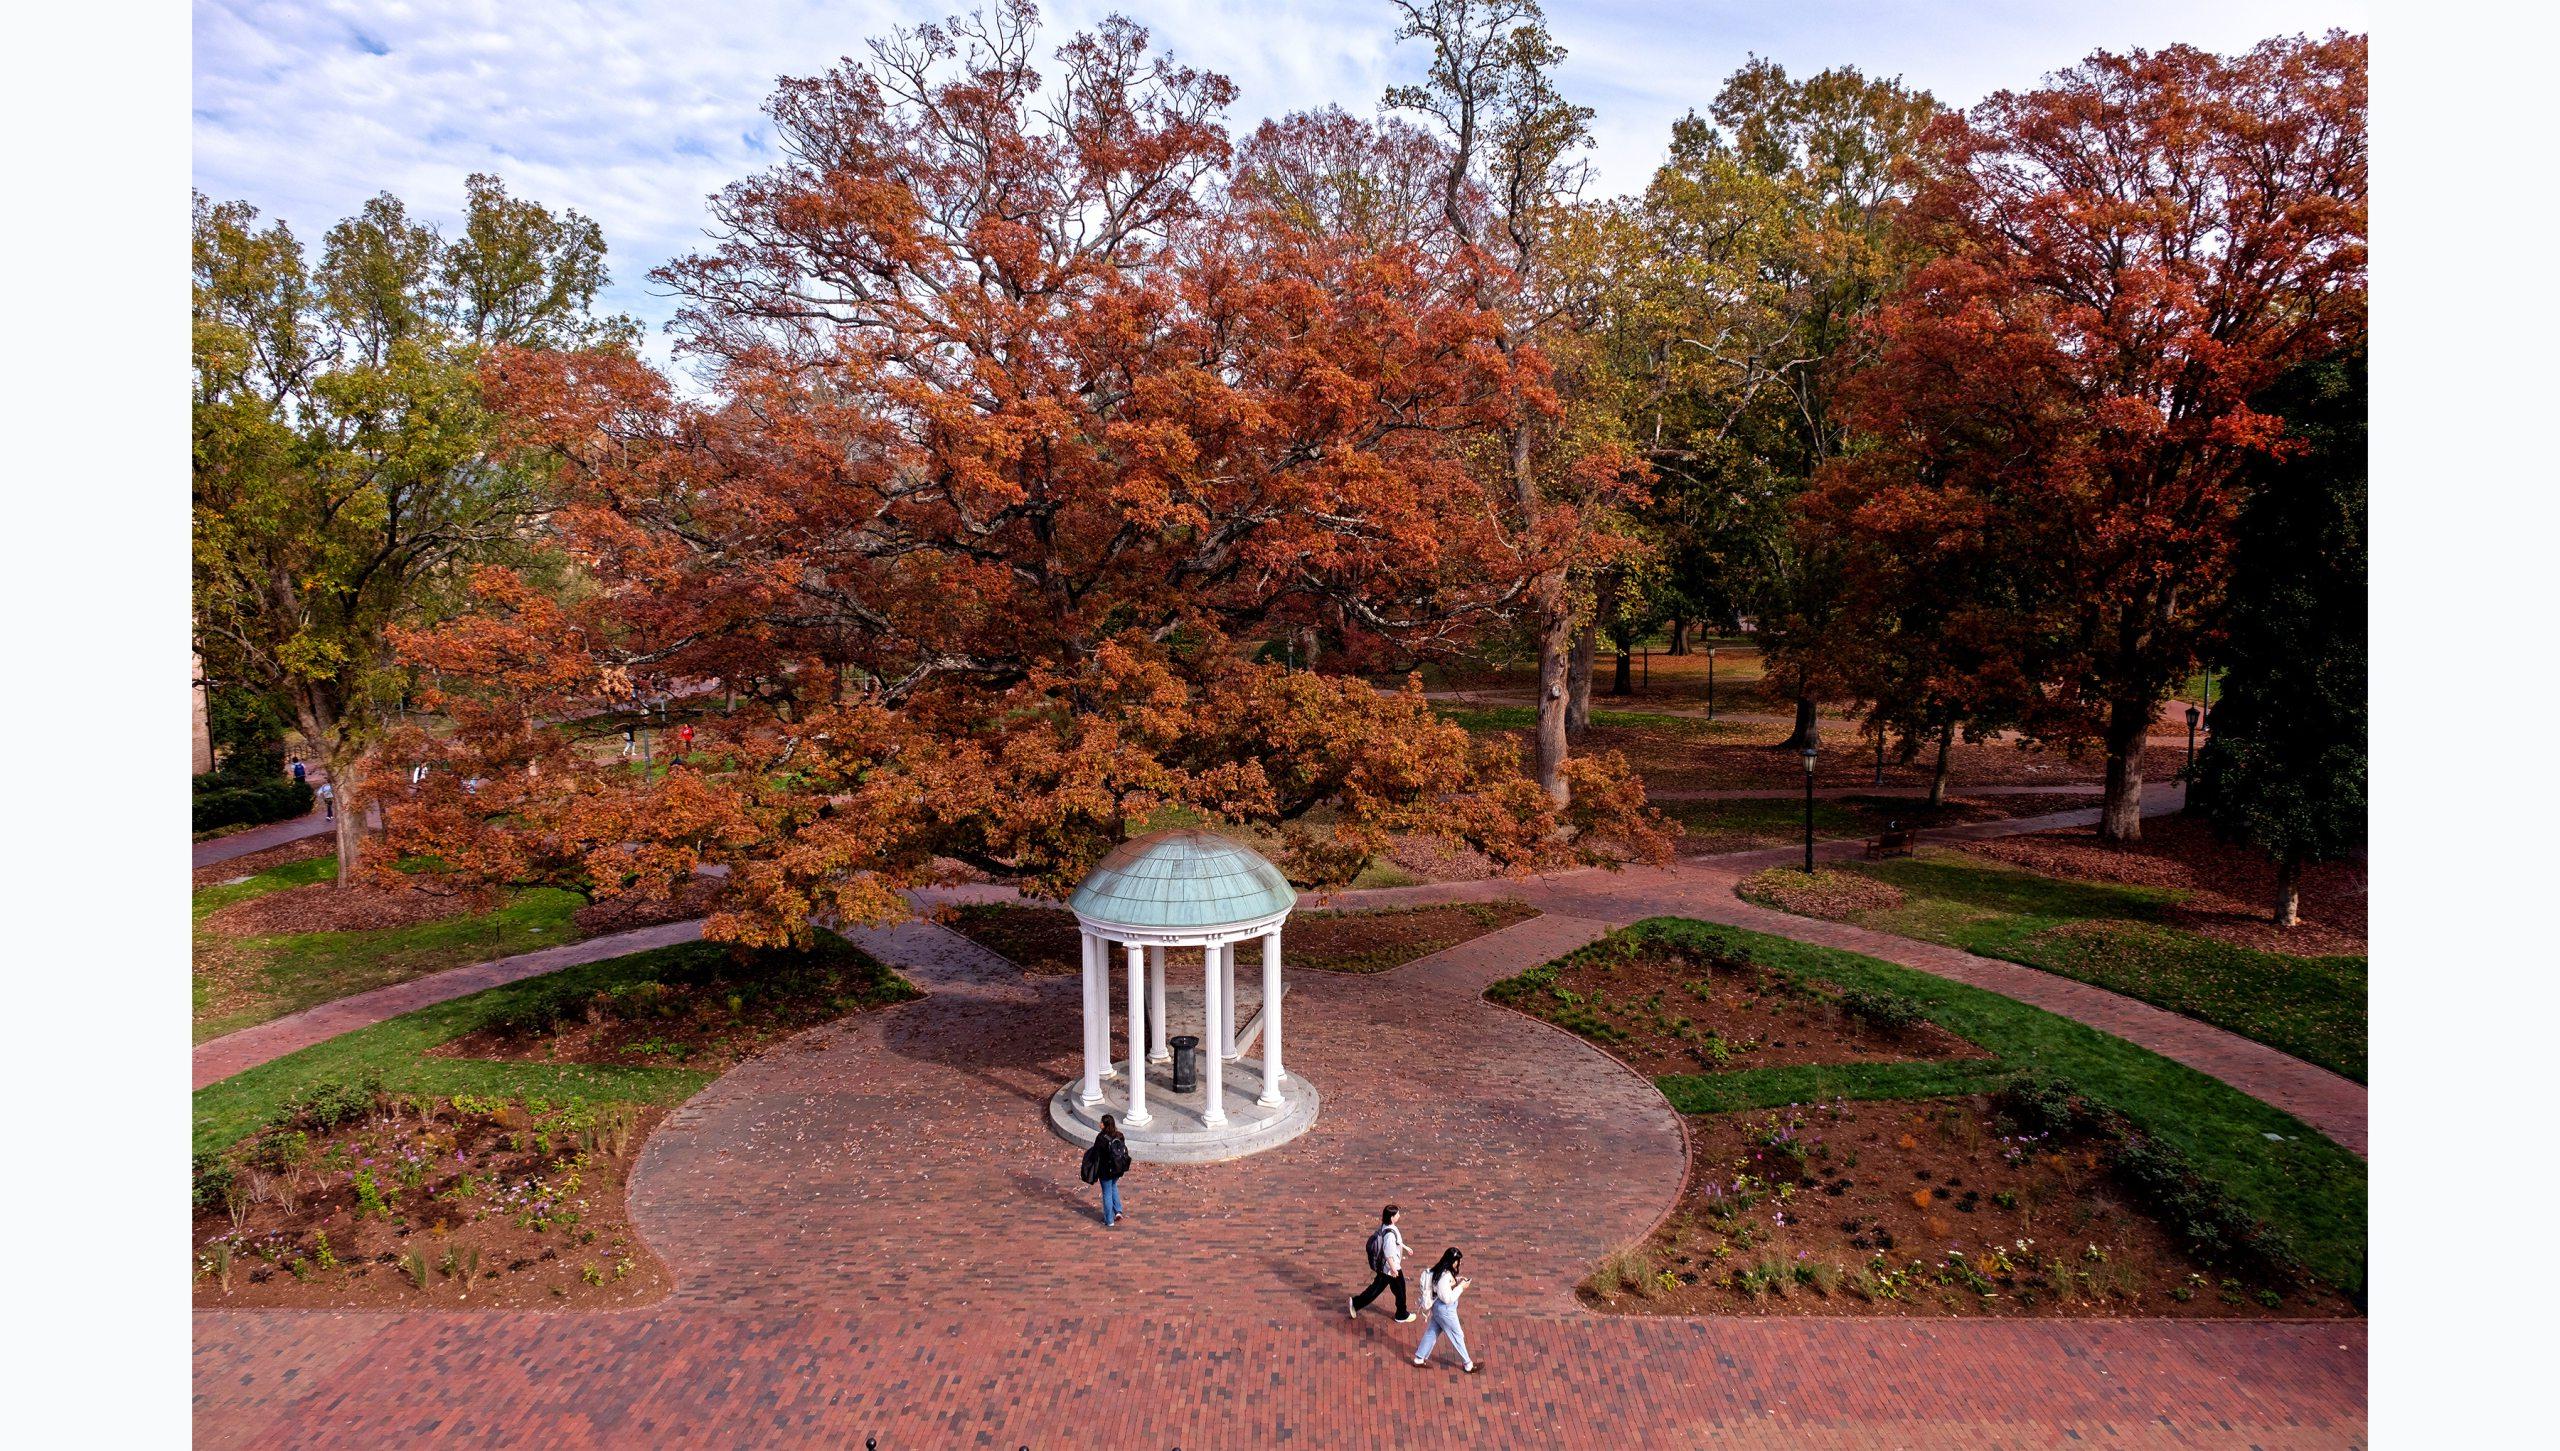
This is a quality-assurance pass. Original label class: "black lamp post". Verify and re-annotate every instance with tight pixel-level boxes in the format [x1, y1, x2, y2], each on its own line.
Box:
[1706, 647, 1717, 720]
[2184, 704, 2201, 774]
[1873, 729, 1885, 786]
[1801, 740, 1819, 874]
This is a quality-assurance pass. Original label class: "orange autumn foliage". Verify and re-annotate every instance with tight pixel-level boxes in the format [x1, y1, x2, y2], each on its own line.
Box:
[385, 4, 1668, 945]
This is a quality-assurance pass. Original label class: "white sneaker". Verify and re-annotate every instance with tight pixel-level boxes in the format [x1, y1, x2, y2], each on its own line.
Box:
[1346, 1297, 1358, 1319]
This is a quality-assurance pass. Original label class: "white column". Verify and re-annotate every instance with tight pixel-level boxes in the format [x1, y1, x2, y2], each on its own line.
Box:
[1078, 932, 1104, 1105]
[1147, 945, 1170, 1061]
[1124, 941, 1151, 1126]
[1201, 943, 1227, 1125]
[1220, 943, 1238, 1058]
[1258, 928, 1286, 1107]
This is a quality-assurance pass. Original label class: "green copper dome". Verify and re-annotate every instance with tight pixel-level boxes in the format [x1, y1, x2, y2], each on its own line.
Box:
[1069, 829, 1299, 930]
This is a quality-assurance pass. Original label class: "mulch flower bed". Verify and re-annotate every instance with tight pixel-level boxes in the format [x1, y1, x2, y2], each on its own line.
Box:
[1487, 934, 1985, 1077]
[1585, 1094, 2353, 1319]
[570, 875, 734, 935]
[1736, 867, 1907, 918]
[202, 877, 499, 936]
[943, 900, 1540, 977]
[431, 937, 919, 1070]
[1963, 816, 2365, 955]
[193, 1089, 672, 1309]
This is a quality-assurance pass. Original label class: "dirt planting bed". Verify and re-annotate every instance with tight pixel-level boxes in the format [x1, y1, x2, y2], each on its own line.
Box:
[1486, 933, 1984, 1077]
[193, 1091, 672, 1309]
[945, 899, 1539, 977]
[570, 875, 734, 935]
[431, 935, 919, 1070]
[1738, 867, 1907, 917]
[203, 878, 500, 936]
[1585, 1095, 2353, 1319]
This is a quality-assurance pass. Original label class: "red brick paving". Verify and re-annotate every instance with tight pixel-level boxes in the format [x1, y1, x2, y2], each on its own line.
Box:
[194, 1309, 2366, 1449]
[193, 785, 2367, 1445]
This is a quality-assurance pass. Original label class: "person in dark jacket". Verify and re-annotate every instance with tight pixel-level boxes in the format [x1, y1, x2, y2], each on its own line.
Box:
[1348, 1204, 1415, 1322]
[1079, 1115, 1133, 1226]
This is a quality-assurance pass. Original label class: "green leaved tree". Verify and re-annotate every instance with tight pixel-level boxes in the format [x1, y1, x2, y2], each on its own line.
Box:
[192, 176, 624, 882]
[2191, 349, 2367, 926]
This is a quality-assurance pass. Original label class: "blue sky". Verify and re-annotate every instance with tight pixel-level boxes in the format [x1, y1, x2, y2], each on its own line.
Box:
[195, 0, 2368, 369]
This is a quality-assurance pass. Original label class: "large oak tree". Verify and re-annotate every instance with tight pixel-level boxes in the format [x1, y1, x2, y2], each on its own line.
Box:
[390, 2, 1666, 945]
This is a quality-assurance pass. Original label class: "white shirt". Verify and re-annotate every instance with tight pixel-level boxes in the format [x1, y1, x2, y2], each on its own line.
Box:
[1378, 1224, 1406, 1275]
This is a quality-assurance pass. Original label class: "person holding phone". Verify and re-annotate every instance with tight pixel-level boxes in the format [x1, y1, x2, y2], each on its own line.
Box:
[1411, 1247, 1478, 1373]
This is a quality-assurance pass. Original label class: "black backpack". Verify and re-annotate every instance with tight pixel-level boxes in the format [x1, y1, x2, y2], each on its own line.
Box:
[1365, 1225, 1391, 1274]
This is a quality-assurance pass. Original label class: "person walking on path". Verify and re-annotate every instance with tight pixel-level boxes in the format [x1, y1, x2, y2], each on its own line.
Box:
[1079, 1115, 1133, 1227]
[1348, 1205, 1415, 1323]
[289, 756, 306, 787]
[1411, 1248, 1478, 1373]
[316, 780, 335, 820]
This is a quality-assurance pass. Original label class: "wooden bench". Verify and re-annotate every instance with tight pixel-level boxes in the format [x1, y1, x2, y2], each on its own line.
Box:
[1864, 824, 1916, 860]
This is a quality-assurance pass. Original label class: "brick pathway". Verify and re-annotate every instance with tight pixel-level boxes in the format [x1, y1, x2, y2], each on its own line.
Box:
[192, 809, 335, 869]
[192, 786, 2366, 1445]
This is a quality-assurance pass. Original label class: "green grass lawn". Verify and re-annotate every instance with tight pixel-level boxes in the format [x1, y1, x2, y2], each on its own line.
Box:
[1490, 917, 2366, 1300]
[194, 854, 592, 1043]
[1747, 850, 2366, 1082]
[193, 934, 913, 1156]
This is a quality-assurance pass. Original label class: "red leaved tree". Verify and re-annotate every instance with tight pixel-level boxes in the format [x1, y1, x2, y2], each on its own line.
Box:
[1840, 32, 2365, 839]
[385, 2, 1667, 945]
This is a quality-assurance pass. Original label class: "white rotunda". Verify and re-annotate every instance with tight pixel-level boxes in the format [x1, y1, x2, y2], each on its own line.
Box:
[1047, 829, 1320, 1162]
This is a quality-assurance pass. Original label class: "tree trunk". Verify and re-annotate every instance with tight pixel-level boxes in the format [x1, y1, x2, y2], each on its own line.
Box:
[1778, 694, 1820, 752]
[1612, 645, 1632, 696]
[2098, 697, 2149, 842]
[2274, 856, 2302, 928]
[1929, 722, 1955, 809]
[1667, 619, 1689, 656]
[1533, 601, 1572, 806]
[1565, 621, 1595, 741]
[331, 753, 367, 885]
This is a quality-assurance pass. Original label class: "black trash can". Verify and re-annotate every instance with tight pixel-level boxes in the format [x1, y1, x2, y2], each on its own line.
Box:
[1169, 1035, 1200, 1094]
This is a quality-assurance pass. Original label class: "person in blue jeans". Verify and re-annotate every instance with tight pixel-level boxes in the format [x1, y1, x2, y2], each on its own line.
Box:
[1080, 1114, 1133, 1226]
[1412, 1247, 1478, 1373]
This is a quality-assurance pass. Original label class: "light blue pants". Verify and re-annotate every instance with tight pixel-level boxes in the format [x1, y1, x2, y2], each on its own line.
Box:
[1415, 1302, 1470, 1366]
[1100, 1178, 1122, 1225]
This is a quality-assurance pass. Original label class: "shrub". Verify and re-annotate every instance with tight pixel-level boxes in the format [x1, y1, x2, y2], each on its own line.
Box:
[191, 1152, 236, 1214]
[282, 1077, 381, 1133]
[1994, 1070, 2094, 1137]
[1838, 987, 1923, 1035]
[192, 779, 315, 833]
[2111, 1134, 2303, 1286]
[493, 984, 590, 1037]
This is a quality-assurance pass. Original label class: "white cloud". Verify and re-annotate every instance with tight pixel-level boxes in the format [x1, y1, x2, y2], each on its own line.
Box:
[195, 0, 2369, 371]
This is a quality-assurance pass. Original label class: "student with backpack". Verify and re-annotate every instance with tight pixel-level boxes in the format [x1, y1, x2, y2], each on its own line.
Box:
[1347, 1205, 1414, 1322]
[1078, 1115, 1133, 1227]
[1412, 1247, 1478, 1373]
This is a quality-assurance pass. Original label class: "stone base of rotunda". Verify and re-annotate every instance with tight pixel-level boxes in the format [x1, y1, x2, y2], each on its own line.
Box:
[1048, 1058, 1319, 1164]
